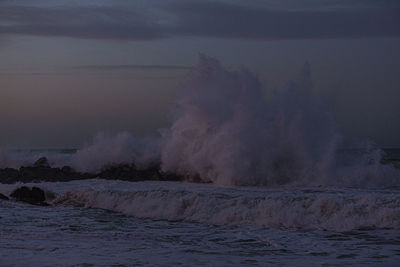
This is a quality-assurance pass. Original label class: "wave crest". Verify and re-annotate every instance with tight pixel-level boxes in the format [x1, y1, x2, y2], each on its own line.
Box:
[53, 187, 400, 231]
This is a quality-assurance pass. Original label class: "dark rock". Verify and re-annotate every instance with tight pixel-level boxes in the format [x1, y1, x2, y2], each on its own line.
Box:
[1, 160, 182, 184]
[19, 166, 58, 182]
[160, 172, 186, 182]
[98, 164, 144, 181]
[0, 168, 20, 184]
[34, 157, 50, 168]
[10, 186, 48, 206]
[0, 193, 8, 200]
[61, 166, 73, 173]
[98, 163, 184, 182]
[16, 164, 95, 183]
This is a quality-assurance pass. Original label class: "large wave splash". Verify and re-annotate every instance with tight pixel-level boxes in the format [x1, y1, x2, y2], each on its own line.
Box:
[1, 55, 399, 187]
[71, 55, 399, 187]
[161, 55, 339, 186]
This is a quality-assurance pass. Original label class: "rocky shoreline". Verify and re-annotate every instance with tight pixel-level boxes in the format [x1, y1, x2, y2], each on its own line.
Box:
[1, 156, 400, 185]
[0, 157, 183, 184]
[1, 156, 400, 207]
[0, 157, 185, 206]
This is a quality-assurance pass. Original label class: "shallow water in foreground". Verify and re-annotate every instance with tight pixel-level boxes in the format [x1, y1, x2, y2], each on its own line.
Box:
[1, 180, 400, 266]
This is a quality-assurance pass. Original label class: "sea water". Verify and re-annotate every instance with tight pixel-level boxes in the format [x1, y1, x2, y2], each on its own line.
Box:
[1, 179, 400, 266]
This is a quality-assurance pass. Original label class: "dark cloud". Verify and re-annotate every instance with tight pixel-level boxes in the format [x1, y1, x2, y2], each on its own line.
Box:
[0, 5, 167, 40]
[0, 1, 399, 41]
[169, 1, 400, 39]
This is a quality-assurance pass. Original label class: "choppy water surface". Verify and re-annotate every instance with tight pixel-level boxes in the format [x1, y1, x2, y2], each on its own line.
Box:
[1, 180, 400, 266]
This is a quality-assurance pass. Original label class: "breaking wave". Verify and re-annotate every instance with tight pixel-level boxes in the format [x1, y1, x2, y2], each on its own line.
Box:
[53, 185, 400, 231]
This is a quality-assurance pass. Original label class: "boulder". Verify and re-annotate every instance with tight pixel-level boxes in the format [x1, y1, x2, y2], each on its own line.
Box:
[10, 186, 48, 206]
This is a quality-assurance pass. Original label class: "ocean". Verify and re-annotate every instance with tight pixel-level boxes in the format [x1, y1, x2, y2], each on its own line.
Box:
[1, 178, 400, 266]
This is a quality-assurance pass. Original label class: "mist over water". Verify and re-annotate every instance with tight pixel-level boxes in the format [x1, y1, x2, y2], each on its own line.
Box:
[1, 55, 399, 188]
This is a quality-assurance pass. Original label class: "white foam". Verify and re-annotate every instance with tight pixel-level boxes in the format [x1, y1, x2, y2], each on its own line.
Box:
[46, 180, 400, 232]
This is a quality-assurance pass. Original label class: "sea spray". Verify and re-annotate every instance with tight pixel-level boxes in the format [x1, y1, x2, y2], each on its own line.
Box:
[161, 55, 339, 186]
[72, 132, 160, 173]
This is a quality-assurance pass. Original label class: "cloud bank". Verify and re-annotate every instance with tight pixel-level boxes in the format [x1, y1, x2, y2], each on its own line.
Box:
[0, 0, 399, 41]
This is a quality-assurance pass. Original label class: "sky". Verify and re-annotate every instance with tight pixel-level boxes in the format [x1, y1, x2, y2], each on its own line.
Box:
[0, 0, 399, 148]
